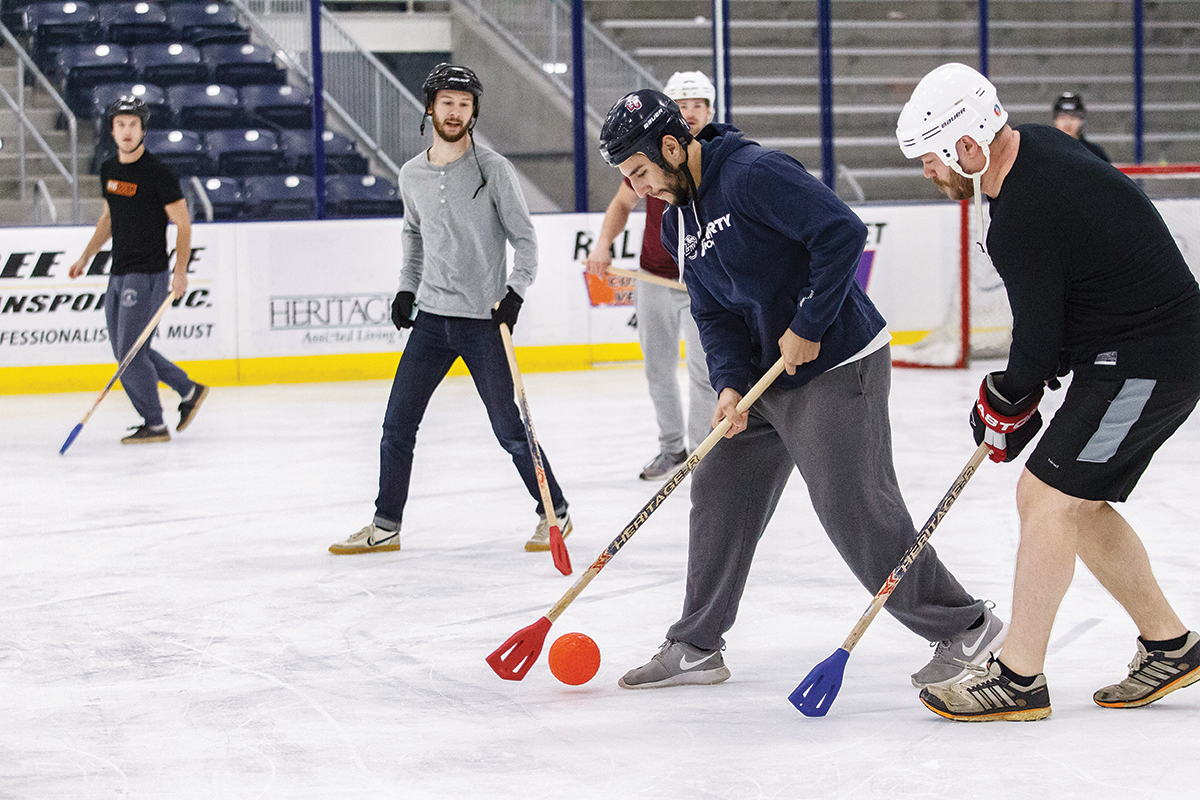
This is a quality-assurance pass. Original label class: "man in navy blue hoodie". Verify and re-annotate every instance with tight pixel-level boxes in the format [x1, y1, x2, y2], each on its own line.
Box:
[599, 90, 1004, 691]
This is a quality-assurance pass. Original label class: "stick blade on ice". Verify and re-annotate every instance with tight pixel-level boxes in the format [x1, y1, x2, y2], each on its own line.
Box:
[549, 525, 571, 575]
[789, 647, 849, 717]
[486, 616, 552, 681]
[59, 423, 83, 455]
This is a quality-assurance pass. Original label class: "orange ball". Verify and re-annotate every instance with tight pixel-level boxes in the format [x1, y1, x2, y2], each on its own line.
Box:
[547, 632, 601, 685]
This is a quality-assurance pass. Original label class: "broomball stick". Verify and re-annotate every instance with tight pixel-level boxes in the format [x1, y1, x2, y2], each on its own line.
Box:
[59, 292, 177, 455]
[498, 322, 572, 576]
[604, 265, 688, 292]
[789, 442, 991, 716]
[486, 357, 787, 681]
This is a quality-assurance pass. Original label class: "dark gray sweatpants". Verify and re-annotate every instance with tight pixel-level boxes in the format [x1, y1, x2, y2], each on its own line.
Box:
[105, 271, 195, 427]
[667, 346, 984, 650]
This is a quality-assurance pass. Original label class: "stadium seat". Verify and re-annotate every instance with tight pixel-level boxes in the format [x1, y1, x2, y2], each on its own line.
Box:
[99, 2, 172, 45]
[325, 174, 403, 218]
[23, 2, 102, 68]
[90, 81, 169, 124]
[143, 128, 209, 176]
[167, 82, 241, 129]
[129, 41, 207, 87]
[201, 42, 285, 87]
[54, 43, 136, 113]
[204, 128, 286, 175]
[240, 84, 311, 129]
[167, 1, 247, 46]
[280, 129, 369, 175]
[183, 175, 243, 220]
[241, 174, 316, 220]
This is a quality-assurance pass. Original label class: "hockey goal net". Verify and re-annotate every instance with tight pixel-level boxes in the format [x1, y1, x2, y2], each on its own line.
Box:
[891, 163, 1200, 369]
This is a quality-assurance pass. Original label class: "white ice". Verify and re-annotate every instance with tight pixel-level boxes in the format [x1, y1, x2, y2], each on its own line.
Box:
[3, 362, 1199, 799]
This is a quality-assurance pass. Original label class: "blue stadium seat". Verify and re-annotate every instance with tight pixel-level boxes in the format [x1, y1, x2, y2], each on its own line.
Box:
[54, 43, 135, 113]
[99, 2, 172, 45]
[325, 174, 403, 218]
[167, 1, 247, 46]
[240, 83, 311, 129]
[129, 41, 207, 86]
[241, 174, 316, 220]
[184, 175, 243, 220]
[91, 81, 169, 124]
[280, 129, 369, 175]
[204, 128, 285, 175]
[143, 128, 209, 175]
[167, 82, 241, 129]
[23, 2, 101, 68]
[201, 42, 285, 87]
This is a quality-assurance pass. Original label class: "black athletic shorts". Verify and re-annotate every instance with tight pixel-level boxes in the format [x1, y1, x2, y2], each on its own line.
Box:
[1025, 377, 1200, 502]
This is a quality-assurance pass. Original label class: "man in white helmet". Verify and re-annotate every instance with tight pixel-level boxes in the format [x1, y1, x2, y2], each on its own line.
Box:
[898, 62, 1200, 721]
[585, 71, 718, 480]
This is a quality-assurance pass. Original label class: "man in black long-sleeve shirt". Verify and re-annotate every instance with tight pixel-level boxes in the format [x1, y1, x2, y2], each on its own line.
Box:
[896, 63, 1200, 722]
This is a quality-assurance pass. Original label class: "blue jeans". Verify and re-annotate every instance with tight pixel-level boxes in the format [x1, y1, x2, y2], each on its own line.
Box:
[375, 312, 568, 528]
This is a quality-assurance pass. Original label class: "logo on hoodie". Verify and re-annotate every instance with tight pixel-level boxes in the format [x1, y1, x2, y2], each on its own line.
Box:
[686, 213, 733, 259]
[684, 234, 699, 260]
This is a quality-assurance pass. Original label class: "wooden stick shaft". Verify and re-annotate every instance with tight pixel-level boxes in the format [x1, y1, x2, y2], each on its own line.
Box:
[498, 323, 560, 530]
[78, 292, 177, 428]
[606, 266, 687, 292]
[544, 357, 787, 623]
[839, 442, 991, 653]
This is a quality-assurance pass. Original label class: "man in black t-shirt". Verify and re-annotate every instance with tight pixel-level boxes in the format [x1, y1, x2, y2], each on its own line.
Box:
[68, 97, 209, 444]
[1052, 92, 1110, 163]
[894, 63, 1200, 722]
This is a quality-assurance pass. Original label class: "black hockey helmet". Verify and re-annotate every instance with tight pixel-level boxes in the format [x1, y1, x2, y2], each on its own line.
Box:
[105, 95, 150, 128]
[1053, 92, 1085, 117]
[599, 89, 692, 168]
[422, 62, 483, 125]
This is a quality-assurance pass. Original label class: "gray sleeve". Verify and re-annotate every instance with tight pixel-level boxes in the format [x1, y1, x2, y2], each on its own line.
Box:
[398, 179, 423, 294]
[490, 157, 537, 298]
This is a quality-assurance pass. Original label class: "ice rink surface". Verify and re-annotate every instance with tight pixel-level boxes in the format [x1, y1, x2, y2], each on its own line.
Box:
[3, 359, 1199, 799]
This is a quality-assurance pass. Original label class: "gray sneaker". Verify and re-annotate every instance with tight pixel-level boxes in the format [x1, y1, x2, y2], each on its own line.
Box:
[911, 604, 1008, 688]
[639, 449, 688, 481]
[525, 511, 573, 552]
[618, 640, 731, 689]
[1094, 631, 1200, 708]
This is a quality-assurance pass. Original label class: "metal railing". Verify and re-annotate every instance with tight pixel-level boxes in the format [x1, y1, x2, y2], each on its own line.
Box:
[32, 179, 58, 224]
[0, 21, 79, 223]
[457, 0, 660, 126]
[231, 0, 420, 182]
[189, 176, 215, 222]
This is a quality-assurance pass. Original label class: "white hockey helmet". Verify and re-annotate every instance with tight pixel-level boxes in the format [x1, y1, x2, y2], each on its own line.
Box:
[663, 71, 716, 105]
[896, 63, 1008, 168]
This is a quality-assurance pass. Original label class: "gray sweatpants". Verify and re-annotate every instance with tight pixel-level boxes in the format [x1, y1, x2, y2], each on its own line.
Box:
[667, 346, 984, 650]
[635, 280, 717, 454]
[105, 272, 195, 427]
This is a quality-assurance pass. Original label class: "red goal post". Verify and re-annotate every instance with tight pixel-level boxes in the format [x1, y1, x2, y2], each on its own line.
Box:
[891, 162, 1200, 369]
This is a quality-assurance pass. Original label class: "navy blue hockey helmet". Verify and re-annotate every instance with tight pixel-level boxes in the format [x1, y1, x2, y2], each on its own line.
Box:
[105, 95, 150, 128]
[599, 89, 693, 168]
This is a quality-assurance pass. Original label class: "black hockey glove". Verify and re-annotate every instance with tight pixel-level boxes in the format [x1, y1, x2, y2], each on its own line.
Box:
[970, 371, 1044, 464]
[491, 287, 524, 331]
[391, 291, 416, 330]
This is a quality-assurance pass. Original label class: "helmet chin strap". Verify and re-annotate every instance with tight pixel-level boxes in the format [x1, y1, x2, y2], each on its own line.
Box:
[948, 142, 992, 258]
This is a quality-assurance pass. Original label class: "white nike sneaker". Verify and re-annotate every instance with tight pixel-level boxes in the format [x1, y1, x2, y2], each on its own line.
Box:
[328, 522, 400, 555]
[618, 640, 731, 689]
[911, 604, 1008, 688]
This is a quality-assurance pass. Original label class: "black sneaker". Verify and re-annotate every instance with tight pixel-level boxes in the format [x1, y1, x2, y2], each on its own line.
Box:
[1094, 631, 1200, 708]
[121, 424, 170, 444]
[178, 384, 209, 431]
[919, 657, 1051, 721]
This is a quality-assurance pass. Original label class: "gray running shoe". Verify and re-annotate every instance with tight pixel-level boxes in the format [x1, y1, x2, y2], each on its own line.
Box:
[121, 423, 170, 444]
[639, 449, 688, 481]
[1094, 630, 1200, 708]
[525, 511, 573, 552]
[911, 604, 1008, 688]
[920, 657, 1051, 722]
[618, 640, 731, 689]
[328, 522, 400, 555]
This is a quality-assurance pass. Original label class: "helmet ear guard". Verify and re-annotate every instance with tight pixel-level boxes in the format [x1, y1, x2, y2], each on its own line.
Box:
[895, 62, 1007, 171]
[598, 89, 693, 168]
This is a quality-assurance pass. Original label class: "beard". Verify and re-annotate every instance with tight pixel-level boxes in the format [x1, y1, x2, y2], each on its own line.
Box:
[933, 168, 973, 201]
[660, 160, 693, 206]
[432, 113, 469, 143]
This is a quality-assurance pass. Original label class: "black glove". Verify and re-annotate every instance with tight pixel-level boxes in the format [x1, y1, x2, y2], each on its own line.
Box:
[970, 371, 1043, 463]
[491, 287, 523, 331]
[391, 291, 416, 330]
